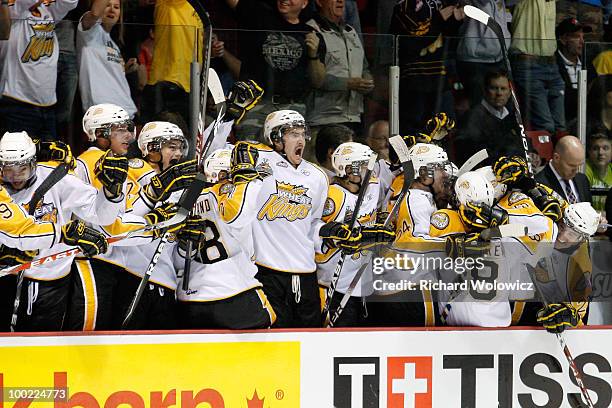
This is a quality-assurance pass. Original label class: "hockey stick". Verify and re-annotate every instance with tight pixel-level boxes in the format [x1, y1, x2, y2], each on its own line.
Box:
[322, 153, 378, 326]
[456, 149, 489, 177]
[10, 162, 70, 331]
[328, 136, 414, 327]
[182, 67, 227, 292]
[121, 173, 207, 328]
[463, 5, 533, 177]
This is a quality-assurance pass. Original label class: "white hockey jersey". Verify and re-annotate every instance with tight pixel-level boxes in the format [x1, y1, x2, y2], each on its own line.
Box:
[176, 180, 263, 301]
[253, 147, 329, 273]
[0, 0, 77, 106]
[6, 163, 123, 280]
[316, 180, 380, 297]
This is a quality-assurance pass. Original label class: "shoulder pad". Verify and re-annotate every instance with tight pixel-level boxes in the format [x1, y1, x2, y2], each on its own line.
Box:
[128, 158, 145, 169]
[323, 185, 345, 220]
[429, 209, 466, 237]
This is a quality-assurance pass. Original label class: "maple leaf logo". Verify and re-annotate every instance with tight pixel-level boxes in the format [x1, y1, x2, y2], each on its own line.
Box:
[246, 390, 265, 408]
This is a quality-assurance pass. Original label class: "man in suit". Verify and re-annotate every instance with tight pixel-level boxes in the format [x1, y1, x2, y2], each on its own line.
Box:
[535, 135, 592, 203]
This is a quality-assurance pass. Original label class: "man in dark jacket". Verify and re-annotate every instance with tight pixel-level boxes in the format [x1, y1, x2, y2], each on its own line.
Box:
[535, 135, 592, 203]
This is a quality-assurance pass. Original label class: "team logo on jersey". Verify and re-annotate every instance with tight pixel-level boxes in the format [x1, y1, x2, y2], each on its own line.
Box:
[128, 159, 144, 169]
[301, 169, 310, 176]
[220, 183, 234, 195]
[21, 20, 56, 63]
[323, 197, 335, 217]
[257, 181, 312, 221]
[276, 161, 288, 168]
[431, 212, 449, 230]
[508, 192, 528, 205]
[27, 202, 58, 223]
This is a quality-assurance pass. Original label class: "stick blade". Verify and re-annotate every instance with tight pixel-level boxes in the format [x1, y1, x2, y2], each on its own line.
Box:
[481, 224, 528, 240]
[464, 5, 491, 25]
[389, 135, 411, 163]
[208, 68, 225, 105]
[457, 149, 489, 177]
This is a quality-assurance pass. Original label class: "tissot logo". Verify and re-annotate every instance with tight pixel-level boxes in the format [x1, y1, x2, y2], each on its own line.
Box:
[333, 356, 432, 408]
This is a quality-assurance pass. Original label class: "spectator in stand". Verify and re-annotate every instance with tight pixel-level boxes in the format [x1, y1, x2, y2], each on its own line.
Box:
[390, 0, 463, 135]
[0, 0, 78, 140]
[77, 0, 141, 120]
[365, 120, 389, 162]
[456, 0, 512, 108]
[584, 75, 612, 138]
[510, 0, 565, 135]
[0, 0, 10, 40]
[314, 123, 354, 179]
[305, 0, 372, 150]
[227, 0, 326, 141]
[586, 132, 612, 211]
[556, 18, 591, 126]
[138, 28, 154, 82]
[454, 70, 523, 164]
[535, 135, 592, 204]
[343, 0, 361, 33]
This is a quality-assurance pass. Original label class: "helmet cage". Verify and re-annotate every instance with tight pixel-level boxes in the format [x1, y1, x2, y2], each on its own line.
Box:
[270, 121, 311, 144]
[97, 119, 136, 140]
[145, 135, 189, 159]
[561, 216, 591, 242]
[0, 156, 36, 184]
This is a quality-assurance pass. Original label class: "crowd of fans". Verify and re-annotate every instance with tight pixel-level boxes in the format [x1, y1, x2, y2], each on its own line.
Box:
[1, 0, 612, 222]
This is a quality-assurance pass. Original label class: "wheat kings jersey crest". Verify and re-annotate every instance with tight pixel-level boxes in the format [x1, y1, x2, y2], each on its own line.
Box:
[253, 149, 328, 273]
[0, 0, 77, 106]
[6, 163, 123, 280]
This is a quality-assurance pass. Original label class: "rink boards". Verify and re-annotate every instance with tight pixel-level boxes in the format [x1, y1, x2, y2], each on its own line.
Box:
[0, 327, 611, 407]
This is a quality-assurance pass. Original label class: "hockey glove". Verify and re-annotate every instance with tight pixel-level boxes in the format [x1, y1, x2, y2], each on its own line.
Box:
[231, 141, 260, 184]
[320, 221, 361, 253]
[176, 216, 208, 247]
[459, 202, 509, 230]
[0, 246, 38, 267]
[527, 183, 567, 223]
[402, 133, 431, 149]
[445, 233, 488, 258]
[143, 159, 197, 205]
[34, 140, 76, 170]
[144, 203, 180, 237]
[356, 223, 396, 251]
[95, 149, 128, 199]
[226, 80, 264, 124]
[61, 220, 108, 257]
[537, 303, 579, 333]
[492, 156, 530, 185]
[424, 112, 455, 140]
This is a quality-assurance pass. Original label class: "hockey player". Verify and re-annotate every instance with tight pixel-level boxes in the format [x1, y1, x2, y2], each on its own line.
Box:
[316, 142, 395, 327]
[0, 131, 116, 331]
[251, 110, 329, 327]
[532, 202, 600, 333]
[370, 143, 452, 327]
[110, 121, 203, 329]
[175, 144, 277, 329]
[67, 106, 193, 330]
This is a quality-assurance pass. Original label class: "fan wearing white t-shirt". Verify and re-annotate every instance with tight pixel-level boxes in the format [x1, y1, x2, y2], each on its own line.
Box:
[77, 0, 138, 118]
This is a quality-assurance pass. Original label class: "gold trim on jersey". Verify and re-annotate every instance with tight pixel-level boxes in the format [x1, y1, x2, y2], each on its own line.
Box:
[511, 301, 525, 325]
[214, 181, 248, 224]
[74, 259, 97, 331]
[423, 289, 435, 327]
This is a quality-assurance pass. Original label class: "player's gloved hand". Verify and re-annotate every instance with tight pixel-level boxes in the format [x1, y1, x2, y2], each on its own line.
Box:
[320, 221, 360, 252]
[424, 112, 455, 140]
[537, 303, 579, 333]
[144, 203, 180, 237]
[231, 141, 260, 184]
[355, 223, 396, 250]
[492, 156, 533, 188]
[0, 246, 38, 267]
[34, 139, 76, 170]
[445, 232, 488, 258]
[95, 149, 128, 199]
[176, 216, 208, 247]
[225, 80, 264, 124]
[527, 183, 567, 223]
[61, 220, 108, 257]
[143, 160, 196, 205]
[459, 202, 509, 230]
[401, 133, 431, 149]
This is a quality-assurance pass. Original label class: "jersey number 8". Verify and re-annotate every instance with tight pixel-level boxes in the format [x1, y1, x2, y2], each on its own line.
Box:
[196, 220, 229, 264]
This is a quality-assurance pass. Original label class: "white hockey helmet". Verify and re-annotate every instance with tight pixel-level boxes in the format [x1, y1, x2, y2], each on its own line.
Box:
[331, 142, 373, 177]
[82, 103, 133, 142]
[454, 171, 495, 207]
[408, 143, 449, 175]
[263, 110, 310, 145]
[138, 121, 188, 157]
[563, 202, 600, 238]
[0, 131, 37, 184]
[204, 148, 232, 183]
[475, 166, 507, 201]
